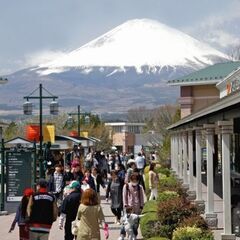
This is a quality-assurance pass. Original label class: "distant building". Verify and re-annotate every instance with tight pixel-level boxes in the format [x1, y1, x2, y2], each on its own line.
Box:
[105, 122, 146, 153]
[168, 61, 240, 118]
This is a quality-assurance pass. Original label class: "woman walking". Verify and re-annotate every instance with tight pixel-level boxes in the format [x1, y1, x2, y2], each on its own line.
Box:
[123, 173, 144, 215]
[149, 163, 159, 200]
[9, 188, 34, 240]
[106, 170, 124, 224]
[76, 188, 106, 240]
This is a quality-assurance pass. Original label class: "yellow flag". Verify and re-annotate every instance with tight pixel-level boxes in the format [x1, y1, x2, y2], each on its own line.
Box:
[81, 131, 88, 138]
[43, 125, 55, 143]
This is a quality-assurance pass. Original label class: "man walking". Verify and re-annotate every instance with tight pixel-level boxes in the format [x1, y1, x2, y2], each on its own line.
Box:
[60, 180, 81, 240]
[27, 179, 58, 240]
[135, 153, 146, 175]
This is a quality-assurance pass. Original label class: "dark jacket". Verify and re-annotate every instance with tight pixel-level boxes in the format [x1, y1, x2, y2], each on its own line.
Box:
[63, 171, 74, 186]
[27, 191, 57, 229]
[61, 190, 81, 224]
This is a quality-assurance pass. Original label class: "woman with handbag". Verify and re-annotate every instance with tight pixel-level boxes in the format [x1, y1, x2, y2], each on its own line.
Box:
[74, 188, 108, 240]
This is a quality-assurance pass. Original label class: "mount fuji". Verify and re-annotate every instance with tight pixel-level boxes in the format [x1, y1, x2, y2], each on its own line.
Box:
[3, 19, 227, 116]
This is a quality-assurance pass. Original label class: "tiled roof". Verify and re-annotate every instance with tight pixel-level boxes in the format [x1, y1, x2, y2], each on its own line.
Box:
[168, 61, 240, 86]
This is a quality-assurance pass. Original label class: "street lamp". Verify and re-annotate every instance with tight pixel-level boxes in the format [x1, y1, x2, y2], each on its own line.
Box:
[23, 83, 58, 178]
[66, 105, 90, 137]
[0, 77, 8, 84]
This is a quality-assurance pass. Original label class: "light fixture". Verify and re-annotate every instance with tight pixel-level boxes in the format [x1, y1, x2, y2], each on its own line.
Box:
[23, 100, 33, 115]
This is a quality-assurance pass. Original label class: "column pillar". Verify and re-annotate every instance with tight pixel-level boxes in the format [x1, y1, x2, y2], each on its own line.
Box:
[204, 124, 218, 228]
[183, 131, 189, 188]
[218, 121, 235, 240]
[187, 129, 196, 201]
[194, 127, 205, 213]
[170, 134, 174, 170]
[178, 132, 183, 179]
[174, 134, 179, 175]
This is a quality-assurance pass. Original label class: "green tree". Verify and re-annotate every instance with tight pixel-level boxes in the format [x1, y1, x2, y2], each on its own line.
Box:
[4, 121, 18, 140]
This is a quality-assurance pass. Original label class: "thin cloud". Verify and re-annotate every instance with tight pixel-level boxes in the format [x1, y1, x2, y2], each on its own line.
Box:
[24, 50, 66, 67]
[184, 1, 240, 51]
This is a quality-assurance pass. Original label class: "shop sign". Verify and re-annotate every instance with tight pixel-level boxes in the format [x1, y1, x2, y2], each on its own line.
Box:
[226, 79, 240, 95]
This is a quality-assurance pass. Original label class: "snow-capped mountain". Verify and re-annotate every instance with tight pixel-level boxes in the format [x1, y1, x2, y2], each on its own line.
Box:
[37, 19, 227, 75]
[2, 19, 228, 116]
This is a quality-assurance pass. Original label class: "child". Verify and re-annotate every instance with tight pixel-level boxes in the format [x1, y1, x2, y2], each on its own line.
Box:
[119, 207, 144, 240]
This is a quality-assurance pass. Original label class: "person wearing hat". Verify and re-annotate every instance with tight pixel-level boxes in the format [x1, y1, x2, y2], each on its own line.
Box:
[60, 180, 82, 240]
[9, 188, 34, 240]
[27, 179, 58, 240]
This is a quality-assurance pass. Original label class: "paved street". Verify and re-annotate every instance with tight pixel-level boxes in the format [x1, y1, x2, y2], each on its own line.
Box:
[0, 190, 143, 240]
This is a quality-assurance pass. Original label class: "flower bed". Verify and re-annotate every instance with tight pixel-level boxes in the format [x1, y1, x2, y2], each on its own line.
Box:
[140, 167, 214, 240]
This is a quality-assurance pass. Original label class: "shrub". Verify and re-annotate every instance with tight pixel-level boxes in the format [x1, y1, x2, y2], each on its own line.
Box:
[156, 167, 171, 177]
[157, 196, 198, 238]
[179, 214, 209, 230]
[158, 190, 179, 202]
[148, 237, 169, 240]
[140, 212, 160, 239]
[172, 226, 214, 240]
[142, 200, 158, 214]
[157, 196, 197, 224]
[159, 176, 185, 196]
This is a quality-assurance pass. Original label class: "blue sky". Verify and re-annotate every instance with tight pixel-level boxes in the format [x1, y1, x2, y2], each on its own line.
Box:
[0, 0, 240, 74]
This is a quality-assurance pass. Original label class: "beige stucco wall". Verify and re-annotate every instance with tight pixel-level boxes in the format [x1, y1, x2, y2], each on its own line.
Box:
[112, 132, 135, 152]
[179, 85, 219, 118]
[192, 85, 219, 113]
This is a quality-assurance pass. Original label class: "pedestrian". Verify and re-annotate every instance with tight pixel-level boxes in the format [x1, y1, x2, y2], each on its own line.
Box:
[149, 162, 159, 200]
[59, 180, 82, 240]
[91, 167, 106, 203]
[76, 188, 106, 240]
[122, 173, 145, 239]
[71, 162, 84, 183]
[133, 168, 146, 192]
[27, 179, 58, 240]
[9, 188, 34, 240]
[123, 173, 144, 215]
[48, 164, 64, 199]
[125, 162, 137, 184]
[135, 153, 145, 175]
[106, 170, 124, 224]
[81, 169, 96, 191]
[116, 163, 126, 184]
[63, 165, 74, 187]
[119, 207, 145, 240]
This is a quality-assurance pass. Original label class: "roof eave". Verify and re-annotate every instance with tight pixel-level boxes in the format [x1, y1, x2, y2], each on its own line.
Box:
[168, 80, 220, 86]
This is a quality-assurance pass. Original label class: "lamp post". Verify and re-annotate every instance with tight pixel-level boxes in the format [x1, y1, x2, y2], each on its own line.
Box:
[0, 77, 8, 84]
[67, 105, 90, 137]
[23, 83, 58, 178]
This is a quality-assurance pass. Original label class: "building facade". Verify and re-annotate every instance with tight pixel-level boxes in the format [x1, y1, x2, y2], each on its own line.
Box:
[168, 62, 240, 239]
[105, 122, 146, 153]
[168, 62, 240, 118]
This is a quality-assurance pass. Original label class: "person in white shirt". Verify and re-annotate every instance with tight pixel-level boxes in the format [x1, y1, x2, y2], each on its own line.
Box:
[119, 207, 144, 240]
[135, 153, 145, 174]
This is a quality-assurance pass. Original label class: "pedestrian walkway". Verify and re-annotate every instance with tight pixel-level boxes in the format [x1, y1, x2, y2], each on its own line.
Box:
[192, 175, 239, 240]
[0, 189, 143, 240]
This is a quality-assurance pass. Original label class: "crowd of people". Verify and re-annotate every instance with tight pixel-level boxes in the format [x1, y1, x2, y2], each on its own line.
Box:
[9, 147, 160, 240]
